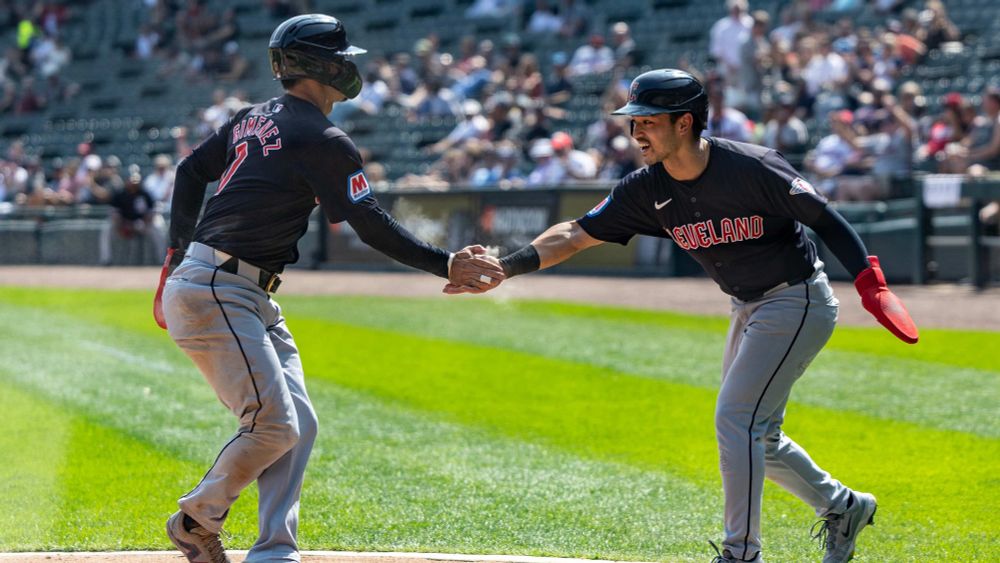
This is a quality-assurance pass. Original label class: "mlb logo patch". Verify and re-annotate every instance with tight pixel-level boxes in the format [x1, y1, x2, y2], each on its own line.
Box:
[587, 196, 611, 217]
[789, 177, 816, 196]
[348, 170, 371, 202]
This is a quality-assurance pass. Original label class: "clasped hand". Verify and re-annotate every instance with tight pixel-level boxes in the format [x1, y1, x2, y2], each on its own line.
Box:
[445, 245, 504, 294]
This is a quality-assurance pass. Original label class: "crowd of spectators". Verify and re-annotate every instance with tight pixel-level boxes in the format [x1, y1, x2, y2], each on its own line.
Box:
[3, 0, 1000, 214]
[0, 1, 77, 117]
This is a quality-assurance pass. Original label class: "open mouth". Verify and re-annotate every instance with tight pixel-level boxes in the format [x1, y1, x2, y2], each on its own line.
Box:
[638, 141, 651, 154]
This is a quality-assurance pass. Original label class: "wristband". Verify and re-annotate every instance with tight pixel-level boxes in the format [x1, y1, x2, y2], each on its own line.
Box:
[499, 245, 540, 277]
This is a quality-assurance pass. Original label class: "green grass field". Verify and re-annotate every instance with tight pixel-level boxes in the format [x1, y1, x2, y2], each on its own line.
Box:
[0, 286, 997, 561]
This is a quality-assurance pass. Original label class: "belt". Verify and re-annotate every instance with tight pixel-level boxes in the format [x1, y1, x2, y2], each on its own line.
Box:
[186, 242, 282, 294]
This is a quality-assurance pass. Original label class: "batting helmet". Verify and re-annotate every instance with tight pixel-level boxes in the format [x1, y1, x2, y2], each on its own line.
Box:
[612, 69, 708, 126]
[269, 14, 367, 99]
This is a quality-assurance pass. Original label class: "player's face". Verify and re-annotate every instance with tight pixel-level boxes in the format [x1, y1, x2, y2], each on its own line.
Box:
[630, 113, 682, 165]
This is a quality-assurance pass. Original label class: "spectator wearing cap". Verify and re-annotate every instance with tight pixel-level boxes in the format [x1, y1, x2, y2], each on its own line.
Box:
[567, 34, 614, 77]
[762, 95, 809, 154]
[597, 135, 641, 180]
[551, 131, 596, 181]
[144, 154, 176, 210]
[804, 110, 863, 198]
[847, 94, 917, 200]
[610, 22, 637, 69]
[426, 99, 490, 154]
[945, 86, 1000, 175]
[917, 92, 969, 166]
[704, 80, 752, 142]
[710, 0, 753, 86]
[99, 170, 165, 266]
[526, 139, 566, 187]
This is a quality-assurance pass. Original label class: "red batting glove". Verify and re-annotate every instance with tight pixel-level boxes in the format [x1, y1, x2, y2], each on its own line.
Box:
[153, 248, 182, 330]
[854, 256, 919, 344]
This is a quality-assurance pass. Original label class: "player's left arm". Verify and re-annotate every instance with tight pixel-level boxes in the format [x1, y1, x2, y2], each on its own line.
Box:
[760, 150, 918, 344]
[155, 113, 237, 329]
[307, 132, 504, 290]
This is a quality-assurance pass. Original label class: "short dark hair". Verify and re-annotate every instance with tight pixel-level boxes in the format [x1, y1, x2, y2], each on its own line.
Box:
[668, 112, 705, 139]
[281, 78, 300, 90]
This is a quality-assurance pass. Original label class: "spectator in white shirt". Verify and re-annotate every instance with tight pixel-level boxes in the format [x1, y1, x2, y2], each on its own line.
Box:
[568, 34, 615, 77]
[551, 131, 597, 181]
[801, 35, 849, 98]
[704, 80, 752, 142]
[525, 0, 563, 34]
[143, 154, 175, 210]
[762, 97, 810, 154]
[709, 0, 753, 84]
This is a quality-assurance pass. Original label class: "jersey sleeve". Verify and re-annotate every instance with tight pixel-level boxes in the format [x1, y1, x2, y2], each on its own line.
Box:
[298, 129, 375, 224]
[754, 150, 828, 224]
[575, 175, 662, 245]
[169, 110, 246, 249]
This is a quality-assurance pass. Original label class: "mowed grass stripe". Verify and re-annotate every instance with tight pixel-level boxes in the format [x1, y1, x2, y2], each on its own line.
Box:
[0, 384, 262, 551]
[293, 317, 999, 557]
[278, 296, 1000, 437]
[0, 386, 69, 547]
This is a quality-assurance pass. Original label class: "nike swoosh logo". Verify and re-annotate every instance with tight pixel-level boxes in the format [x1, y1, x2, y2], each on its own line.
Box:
[654, 198, 672, 210]
[841, 514, 853, 538]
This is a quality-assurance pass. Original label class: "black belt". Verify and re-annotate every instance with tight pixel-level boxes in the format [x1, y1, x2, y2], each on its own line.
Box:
[218, 256, 282, 294]
[186, 242, 282, 294]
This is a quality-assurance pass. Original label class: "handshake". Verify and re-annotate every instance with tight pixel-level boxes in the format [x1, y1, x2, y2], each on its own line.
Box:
[445, 244, 506, 295]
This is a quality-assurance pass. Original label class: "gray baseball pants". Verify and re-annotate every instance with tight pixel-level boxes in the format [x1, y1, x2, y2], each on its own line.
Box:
[163, 246, 317, 563]
[717, 264, 852, 561]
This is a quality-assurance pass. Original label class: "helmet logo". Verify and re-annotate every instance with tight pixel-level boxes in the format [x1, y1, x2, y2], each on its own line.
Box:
[629, 82, 638, 102]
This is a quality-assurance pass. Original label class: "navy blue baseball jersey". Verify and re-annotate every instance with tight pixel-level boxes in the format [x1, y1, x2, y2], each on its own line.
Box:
[170, 94, 381, 273]
[577, 138, 828, 301]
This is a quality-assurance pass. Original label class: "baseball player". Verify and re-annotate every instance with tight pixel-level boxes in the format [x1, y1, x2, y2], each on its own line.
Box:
[450, 70, 918, 562]
[153, 14, 504, 563]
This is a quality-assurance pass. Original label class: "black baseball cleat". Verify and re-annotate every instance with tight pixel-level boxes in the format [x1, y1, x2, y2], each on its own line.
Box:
[811, 492, 878, 563]
[708, 540, 764, 562]
[166, 510, 231, 563]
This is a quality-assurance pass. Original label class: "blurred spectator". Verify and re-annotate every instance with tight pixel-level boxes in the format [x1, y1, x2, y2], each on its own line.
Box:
[144, 154, 175, 210]
[409, 78, 460, 121]
[485, 92, 521, 141]
[99, 171, 165, 266]
[526, 138, 565, 186]
[506, 53, 544, 100]
[801, 35, 849, 99]
[466, 0, 519, 18]
[545, 52, 573, 107]
[943, 87, 1000, 175]
[15, 76, 46, 114]
[79, 155, 123, 205]
[568, 34, 614, 77]
[705, 81, 752, 142]
[917, 92, 970, 165]
[426, 99, 489, 154]
[710, 0, 753, 85]
[30, 33, 70, 79]
[917, 0, 960, 51]
[330, 65, 390, 124]
[762, 97, 809, 154]
[525, 0, 562, 34]
[734, 10, 771, 119]
[846, 97, 916, 200]
[558, 0, 589, 38]
[135, 23, 160, 59]
[597, 135, 641, 180]
[804, 110, 863, 198]
[212, 41, 250, 82]
[610, 22, 638, 69]
[552, 131, 597, 181]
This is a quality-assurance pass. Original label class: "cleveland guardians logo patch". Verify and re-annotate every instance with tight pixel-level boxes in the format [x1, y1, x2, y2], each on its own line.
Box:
[587, 196, 611, 217]
[348, 170, 371, 202]
[789, 177, 816, 196]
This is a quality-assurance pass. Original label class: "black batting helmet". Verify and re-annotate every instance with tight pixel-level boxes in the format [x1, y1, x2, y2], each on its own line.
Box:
[612, 69, 708, 127]
[269, 14, 367, 98]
